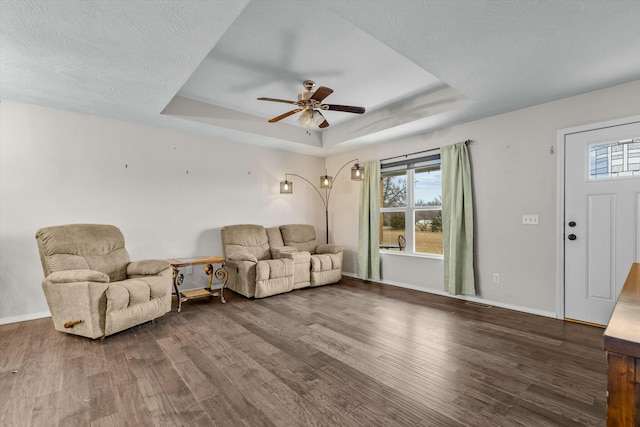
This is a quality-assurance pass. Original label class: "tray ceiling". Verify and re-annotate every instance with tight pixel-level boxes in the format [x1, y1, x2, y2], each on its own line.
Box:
[2, 0, 639, 155]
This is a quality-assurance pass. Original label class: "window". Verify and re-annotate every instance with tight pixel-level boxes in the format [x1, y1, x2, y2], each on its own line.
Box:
[589, 138, 640, 180]
[380, 152, 442, 255]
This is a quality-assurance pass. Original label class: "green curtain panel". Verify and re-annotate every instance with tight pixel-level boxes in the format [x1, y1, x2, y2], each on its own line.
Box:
[442, 142, 476, 295]
[358, 160, 381, 281]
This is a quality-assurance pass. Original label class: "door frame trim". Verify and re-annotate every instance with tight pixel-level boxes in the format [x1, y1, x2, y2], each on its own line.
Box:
[556, 115, 640, 320]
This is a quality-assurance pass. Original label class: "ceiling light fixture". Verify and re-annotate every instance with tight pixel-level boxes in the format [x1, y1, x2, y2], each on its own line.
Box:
[298, 109, 325, 135]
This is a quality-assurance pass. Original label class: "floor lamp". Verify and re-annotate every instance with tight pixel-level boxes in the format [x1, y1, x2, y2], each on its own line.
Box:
[280, 159, 365, 243]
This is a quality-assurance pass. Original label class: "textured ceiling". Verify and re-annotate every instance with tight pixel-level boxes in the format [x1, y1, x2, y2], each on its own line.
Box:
[2, 0, 640, 156]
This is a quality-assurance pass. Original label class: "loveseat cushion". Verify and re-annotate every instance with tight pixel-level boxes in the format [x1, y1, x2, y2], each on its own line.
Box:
[221, 224, 272, 261]
[254, 259, 294, 298]
[280, 224, 319, 254]
[311, 253, 342, 272]
[310, 252, 343, 287]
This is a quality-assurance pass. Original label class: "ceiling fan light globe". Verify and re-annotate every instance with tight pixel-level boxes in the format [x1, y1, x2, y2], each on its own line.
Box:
[298, 110, 314, 127]
[312, 110, 325, 126]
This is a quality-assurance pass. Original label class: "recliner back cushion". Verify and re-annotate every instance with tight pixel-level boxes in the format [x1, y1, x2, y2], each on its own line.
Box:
[280, 224, 318, 254]
[35, 224, 131, 282]
[221, 224, 272, 261]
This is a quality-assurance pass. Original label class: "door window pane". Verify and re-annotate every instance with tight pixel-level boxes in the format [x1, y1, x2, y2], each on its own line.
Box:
[589, 138, 640, 180]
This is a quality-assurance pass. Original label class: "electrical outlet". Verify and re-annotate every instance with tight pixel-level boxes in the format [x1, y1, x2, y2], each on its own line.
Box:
[186, 266, 193, 275]
[493, 273, 500, 283]
[522, 214, 539, 225]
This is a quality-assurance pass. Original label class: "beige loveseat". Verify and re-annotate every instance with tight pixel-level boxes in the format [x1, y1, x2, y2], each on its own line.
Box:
[221, 224, 343, 299]
[36, 224, 173, 339]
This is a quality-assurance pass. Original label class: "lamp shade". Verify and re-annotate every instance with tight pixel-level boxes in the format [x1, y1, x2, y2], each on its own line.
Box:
[351, 163, 365, 181]
[320, 174, 333, 189]
[280, 180, 293, 194]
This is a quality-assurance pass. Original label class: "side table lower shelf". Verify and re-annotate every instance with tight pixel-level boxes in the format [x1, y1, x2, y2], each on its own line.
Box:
[167, 256, 227, 312]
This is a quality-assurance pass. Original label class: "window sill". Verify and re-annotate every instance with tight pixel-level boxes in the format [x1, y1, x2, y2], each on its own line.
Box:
[379, 250, 444, 261]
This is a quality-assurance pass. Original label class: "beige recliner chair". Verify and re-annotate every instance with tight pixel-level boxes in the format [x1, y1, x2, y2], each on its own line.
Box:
[221, 224, 294, 298]
[279, 224, 343, 287]
[35, 224, 172, 339]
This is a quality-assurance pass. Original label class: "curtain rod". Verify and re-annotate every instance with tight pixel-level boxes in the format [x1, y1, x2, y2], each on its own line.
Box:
[380, 139, 472, 162]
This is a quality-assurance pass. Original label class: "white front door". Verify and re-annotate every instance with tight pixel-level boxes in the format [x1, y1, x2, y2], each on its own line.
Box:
[564, 120, 640, 326]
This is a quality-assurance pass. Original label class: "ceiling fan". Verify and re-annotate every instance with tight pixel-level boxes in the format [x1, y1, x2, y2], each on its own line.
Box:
[257, 80, 365, 129]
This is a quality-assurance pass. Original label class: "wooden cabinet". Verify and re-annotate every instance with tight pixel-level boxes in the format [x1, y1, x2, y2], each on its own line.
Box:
[604, 263, 640, 426]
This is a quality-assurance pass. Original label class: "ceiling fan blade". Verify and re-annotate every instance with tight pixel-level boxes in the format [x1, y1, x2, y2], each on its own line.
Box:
[258, 97, 297, 105]
[325, 104, 365, 114]
[310, 86, 333, 103]
[315, 111, 330, 128]
[268, 108, 302, 123]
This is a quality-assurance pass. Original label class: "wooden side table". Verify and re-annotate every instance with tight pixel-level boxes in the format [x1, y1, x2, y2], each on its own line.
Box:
[603, 263, 640, 426]
[167, 256, 227, 312]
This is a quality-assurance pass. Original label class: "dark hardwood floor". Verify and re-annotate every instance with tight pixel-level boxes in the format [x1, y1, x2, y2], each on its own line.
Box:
[0, 277, 606, 426]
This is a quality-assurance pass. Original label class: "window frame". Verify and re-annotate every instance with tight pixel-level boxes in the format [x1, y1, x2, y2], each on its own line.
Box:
[380, 152, 442, 257]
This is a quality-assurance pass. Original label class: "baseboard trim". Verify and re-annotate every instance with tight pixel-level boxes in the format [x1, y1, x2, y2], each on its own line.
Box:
[564, 317, 605, 329]
[342, 272, 557, 319]
[0, 311, 51, 325]
[0, 278, 558, 325]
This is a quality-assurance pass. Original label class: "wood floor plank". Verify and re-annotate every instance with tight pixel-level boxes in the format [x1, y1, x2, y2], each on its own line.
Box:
[0, 276, 608, 426]
[112, 382, 155, 427]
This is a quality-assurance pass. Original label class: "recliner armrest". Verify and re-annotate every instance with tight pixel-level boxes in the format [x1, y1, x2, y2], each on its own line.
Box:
[316, 244, 342, 254]
[127, 260, 170, 276]
[227, 252, 258, 263]
[46, 269, 110, 283]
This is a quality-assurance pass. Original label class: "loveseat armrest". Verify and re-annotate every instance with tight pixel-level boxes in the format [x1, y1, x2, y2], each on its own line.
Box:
[46, 269, 110, 284]
[227, 251, 258, 263]
[127, 260, 170, 276]
[316, 244, 342, 254]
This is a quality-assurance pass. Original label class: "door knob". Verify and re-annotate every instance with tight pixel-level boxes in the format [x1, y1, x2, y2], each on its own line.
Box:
[568, 221, 576, 227]
[568, 234, 577, 241]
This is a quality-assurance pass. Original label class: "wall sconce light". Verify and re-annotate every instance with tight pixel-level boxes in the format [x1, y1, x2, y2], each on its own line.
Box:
[279, 159, 364, 243]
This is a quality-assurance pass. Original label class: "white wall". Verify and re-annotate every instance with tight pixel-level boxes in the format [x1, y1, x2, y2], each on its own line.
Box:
[0, 101, 326, 323]
[3, 81, 639, 324]
[328, 80, 640, 316]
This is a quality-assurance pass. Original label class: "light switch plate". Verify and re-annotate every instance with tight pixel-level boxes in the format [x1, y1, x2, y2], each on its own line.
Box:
[522, 214, 539, 225]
